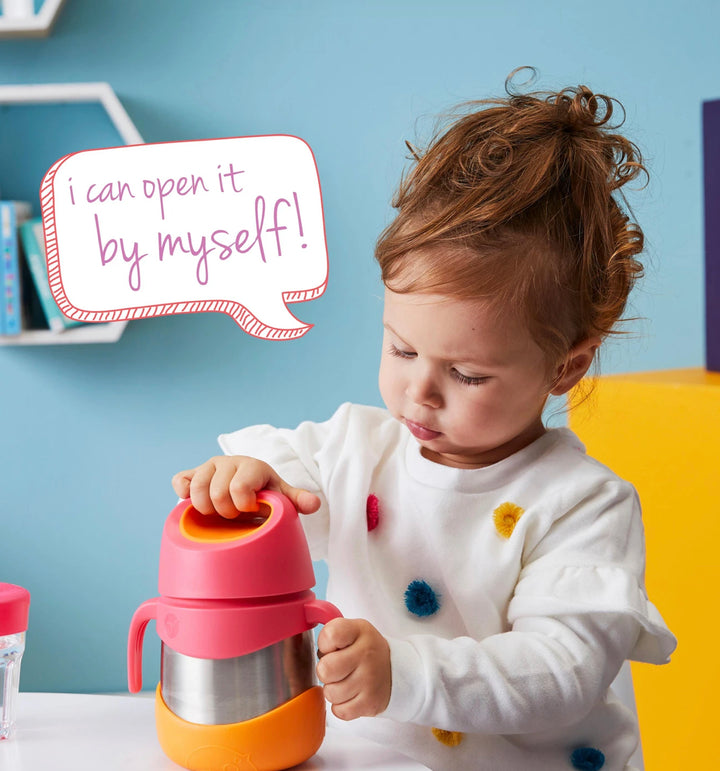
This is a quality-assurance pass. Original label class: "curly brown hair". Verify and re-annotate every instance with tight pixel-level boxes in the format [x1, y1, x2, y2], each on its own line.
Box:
[375, 70, 646, 374]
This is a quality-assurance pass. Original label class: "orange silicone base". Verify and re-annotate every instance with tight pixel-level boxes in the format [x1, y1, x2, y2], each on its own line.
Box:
[155, 684, 326, 771]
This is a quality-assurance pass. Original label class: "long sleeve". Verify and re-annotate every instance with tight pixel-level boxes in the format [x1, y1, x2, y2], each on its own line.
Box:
[384, 611, 639, 734]
[382, 477, 675, 734]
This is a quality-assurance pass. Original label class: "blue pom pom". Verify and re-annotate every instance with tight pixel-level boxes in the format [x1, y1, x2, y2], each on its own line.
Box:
[404, 579, 440, 617]
[570, 747, 605, 770]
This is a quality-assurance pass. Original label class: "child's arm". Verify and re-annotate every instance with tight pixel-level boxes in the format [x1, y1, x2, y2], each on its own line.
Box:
[380, 610, 639, 734]
[376, 481, 676, 735]
[171, 455, 321, 518]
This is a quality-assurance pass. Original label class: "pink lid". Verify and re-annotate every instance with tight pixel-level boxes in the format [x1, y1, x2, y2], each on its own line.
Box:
[0, 583, 30, 635]
[158, 489, 315, 600]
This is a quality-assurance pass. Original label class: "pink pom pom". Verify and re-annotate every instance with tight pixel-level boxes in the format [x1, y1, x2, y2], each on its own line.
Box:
[366, 494, 380, 531]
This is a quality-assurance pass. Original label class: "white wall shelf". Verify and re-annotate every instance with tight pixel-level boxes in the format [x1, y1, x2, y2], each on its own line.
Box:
[0, 82, 144, 346]
[0, 0, 66, 38]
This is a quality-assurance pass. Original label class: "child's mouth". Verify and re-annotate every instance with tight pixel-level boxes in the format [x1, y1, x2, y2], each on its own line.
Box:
[404, 419, 442, 441]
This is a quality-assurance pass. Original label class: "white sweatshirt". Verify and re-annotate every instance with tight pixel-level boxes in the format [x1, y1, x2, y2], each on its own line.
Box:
[218, 402, 676, 771]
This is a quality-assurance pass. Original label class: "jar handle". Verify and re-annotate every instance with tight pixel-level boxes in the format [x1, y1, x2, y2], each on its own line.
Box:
[127, 598, 158, 693]
[304, 598, 343, 626]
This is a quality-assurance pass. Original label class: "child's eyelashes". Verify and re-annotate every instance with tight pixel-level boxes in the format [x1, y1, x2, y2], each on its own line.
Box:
[451, 369, 490, 386]
[388, 343, 416, 359]
[387, 344, 489, 386]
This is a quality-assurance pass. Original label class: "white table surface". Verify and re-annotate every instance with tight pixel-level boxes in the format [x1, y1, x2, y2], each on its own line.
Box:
[0, 692, 426, 771]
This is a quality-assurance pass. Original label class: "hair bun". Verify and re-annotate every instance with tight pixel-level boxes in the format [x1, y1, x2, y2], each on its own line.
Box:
[555, 85, 617, 131]
[545, 84, 648, 194]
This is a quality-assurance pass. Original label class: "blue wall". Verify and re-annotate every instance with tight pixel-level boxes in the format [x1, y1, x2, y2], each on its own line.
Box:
[0, 0, 717, 693]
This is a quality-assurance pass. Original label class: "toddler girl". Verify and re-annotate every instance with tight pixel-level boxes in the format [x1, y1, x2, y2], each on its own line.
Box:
[173, 74, 676, 771]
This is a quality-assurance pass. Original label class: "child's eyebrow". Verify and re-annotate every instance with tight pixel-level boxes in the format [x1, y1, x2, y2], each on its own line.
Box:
[383, 321, 409, 341]
[383, 322, 417, 350]
[383, 321, 401, 335]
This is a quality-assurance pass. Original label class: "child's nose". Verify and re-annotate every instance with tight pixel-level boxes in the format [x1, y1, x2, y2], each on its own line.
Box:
[407, 370, 442, 408]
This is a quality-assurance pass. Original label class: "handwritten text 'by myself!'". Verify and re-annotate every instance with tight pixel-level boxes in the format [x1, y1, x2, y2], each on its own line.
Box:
[68, 163, 308, 292]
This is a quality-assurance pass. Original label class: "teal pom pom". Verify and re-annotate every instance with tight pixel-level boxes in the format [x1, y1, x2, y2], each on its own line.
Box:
[570, 747, 605, 770]
[404, 580, 440, 617]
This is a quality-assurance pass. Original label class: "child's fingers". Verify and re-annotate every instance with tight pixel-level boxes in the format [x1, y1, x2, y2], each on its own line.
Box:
[172, 456, 321, 519]
[320, 662, 390, 720]
[324, 677, 361, 714]
[317, 618, 360, 656]
[331, 697, 362, 722]
[330, 688, 385, 722]
[171, 469, 194, 499]
[227, 462, 273, 514]
[230, 471, 320, 517]
[316, 645, 356, 685]
[210, 461, 258, 517]
[185, 456, 269, 518]
[185, 460, 222, 515]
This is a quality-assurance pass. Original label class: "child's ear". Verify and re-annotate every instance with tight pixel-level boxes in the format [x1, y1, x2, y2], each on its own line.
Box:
[550, 336, 601, 396]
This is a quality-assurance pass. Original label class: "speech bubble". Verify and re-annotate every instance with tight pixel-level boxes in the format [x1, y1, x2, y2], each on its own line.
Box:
[39, 135, 328, 339]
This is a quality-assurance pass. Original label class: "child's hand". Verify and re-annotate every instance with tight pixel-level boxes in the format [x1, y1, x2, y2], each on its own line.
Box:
[171, 455, 321, 518]
[316, 618, 392, 720]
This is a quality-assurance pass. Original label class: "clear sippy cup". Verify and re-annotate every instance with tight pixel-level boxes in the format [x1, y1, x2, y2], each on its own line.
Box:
[0, 583, 30, 741]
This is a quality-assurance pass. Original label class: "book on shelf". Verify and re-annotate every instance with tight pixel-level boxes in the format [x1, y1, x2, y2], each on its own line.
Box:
[0, 200, 32, 335]
[19, 217, 84, 333]
[20, 244, 48, 331]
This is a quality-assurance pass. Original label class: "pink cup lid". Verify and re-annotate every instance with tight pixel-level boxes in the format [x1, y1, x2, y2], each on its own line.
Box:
[0, 583, 30, 635]
[158, 490, 315, 600]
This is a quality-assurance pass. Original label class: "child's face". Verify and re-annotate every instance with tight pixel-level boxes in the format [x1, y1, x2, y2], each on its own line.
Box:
[379, 289, 554, 468]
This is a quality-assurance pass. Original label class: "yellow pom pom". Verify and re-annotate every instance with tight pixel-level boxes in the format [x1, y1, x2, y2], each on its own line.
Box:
[493, 501, 524, 538]
[431, 727, 464, 747]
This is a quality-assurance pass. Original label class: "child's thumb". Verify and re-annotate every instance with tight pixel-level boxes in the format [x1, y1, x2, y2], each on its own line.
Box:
[279, 483, 321, 515]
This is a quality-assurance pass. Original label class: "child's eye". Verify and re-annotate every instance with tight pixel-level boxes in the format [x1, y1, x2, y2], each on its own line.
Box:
[388, 344, 416, 359]
[451, 368, 489, 386]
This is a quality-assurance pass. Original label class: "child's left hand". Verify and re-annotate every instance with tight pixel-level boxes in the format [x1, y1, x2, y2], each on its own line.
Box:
[316, 618, 391, 720]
